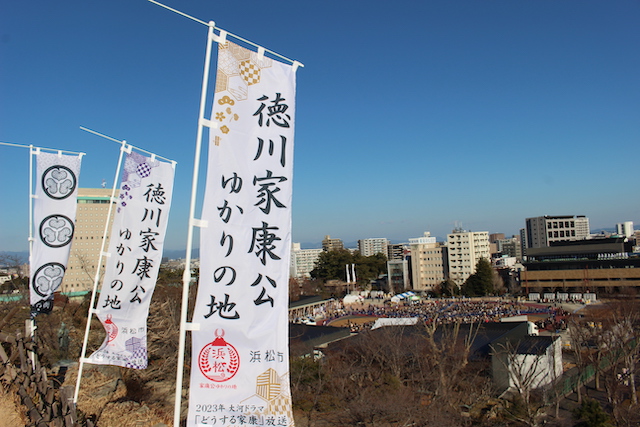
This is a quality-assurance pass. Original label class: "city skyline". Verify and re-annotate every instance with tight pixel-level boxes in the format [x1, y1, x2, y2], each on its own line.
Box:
[2, 0, 639, 253]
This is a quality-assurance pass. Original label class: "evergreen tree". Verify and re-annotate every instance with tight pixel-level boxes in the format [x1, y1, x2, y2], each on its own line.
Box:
[310, 249, 387, 284]
[572, 398, 613, 427]
[462, 258, 494, 296]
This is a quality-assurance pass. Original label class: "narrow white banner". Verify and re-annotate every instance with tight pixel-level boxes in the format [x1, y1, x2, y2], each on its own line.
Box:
[188, 41, 297, 426]
[30, 151, 82, 315]
[87, 152, 175, 369]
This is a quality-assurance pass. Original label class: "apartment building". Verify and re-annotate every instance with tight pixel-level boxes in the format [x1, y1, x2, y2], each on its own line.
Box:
[387, 243, 406, 261]
[322, 235, 344, 252]
[408, 232, 446, 292]
[62, 188, 116, 293]
[290, 243, 323, 278]
[357, 238, 388, 257]
[447, 229, 490, 286]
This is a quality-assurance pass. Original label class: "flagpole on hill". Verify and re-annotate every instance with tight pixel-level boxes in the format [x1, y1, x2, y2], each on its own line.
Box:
[173, 19, 217, 427]
[143, 3, 303, 425]
[73, 130, 127, 404]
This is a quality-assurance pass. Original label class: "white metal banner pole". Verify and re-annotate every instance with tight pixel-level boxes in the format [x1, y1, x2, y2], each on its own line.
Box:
[174, 21, 217, 427]
[28, 146, 36, 366]
[74, 139, 127, 404]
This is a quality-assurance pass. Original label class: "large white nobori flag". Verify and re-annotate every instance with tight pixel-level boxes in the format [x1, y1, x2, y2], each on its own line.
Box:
[87, 152, 175, 369]
[188, 41, 297, 426]
[30, 151, 82, 315]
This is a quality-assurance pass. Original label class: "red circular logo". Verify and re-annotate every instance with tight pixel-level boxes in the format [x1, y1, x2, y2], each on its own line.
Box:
[104, 314, 118, 343]
[198, 329, 240, 382]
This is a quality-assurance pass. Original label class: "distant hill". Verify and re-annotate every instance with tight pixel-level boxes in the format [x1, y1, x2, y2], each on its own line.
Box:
[162, 248, 198, 260]
[0, 251, 29, 266]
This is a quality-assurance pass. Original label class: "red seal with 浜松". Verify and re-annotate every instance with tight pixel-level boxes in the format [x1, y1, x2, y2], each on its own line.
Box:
[198, 329, 240, 382]
[104, 314, 118, 343]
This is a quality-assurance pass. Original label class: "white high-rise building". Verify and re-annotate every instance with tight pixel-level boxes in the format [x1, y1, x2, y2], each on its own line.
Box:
[290, 243, 323, 278]
[447, 229, 490, 285]
[616, 221, 634, 238]
[357, 238, 388, 257]
[408, 232, 446, 291]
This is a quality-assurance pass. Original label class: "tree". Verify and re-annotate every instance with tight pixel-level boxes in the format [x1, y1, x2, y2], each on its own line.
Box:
[352, 252, 387, 284]
[310, 249, 353, 281]
[572, 398, 613, 427]
[438, 279, 459, 297]
[310, 249, 387, 287]
[462, 258, 495, 296]
[423, 319, 480, 407]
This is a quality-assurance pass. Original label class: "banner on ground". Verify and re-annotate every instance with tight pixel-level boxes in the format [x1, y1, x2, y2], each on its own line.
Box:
[188, 40, 297, 426]
[87, 151, 175, 369]
[30, 151, 83, 315]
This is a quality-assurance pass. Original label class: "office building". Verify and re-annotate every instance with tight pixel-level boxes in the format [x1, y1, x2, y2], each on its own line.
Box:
[62, 188, 116, 293]
[616, 221, 634, 238]
[408, 232, 447, 291]
[524, 215, 590, 249]
[521, 237, 640, 292]
[387, 258, 410, 294]
[496, 236, 523, 261]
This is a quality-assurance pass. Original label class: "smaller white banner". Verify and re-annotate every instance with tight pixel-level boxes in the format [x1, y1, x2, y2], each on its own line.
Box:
[30, 151, 82, 314]
[87, 152, 175, 369]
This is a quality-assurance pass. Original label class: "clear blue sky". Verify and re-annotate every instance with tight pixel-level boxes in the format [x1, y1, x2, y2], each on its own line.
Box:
[1, 0, 639, 252]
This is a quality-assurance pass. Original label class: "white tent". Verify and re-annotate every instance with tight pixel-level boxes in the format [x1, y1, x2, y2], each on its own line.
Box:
[371, 317, 419, 330]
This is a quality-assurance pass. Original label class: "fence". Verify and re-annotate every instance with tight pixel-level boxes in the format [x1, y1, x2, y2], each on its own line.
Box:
[0, 306, 92, 427]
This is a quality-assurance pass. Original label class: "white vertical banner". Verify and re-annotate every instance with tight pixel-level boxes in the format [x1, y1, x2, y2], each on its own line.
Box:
[30, 151, 82, 314]
[188, 40, 296, 426]
[87, 151, 175, 369]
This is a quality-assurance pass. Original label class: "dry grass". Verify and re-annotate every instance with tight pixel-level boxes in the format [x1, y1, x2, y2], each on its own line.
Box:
[0, 386, 26, 427]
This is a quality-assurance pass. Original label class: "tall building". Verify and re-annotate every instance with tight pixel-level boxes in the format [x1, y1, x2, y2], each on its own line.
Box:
[62, 188, 117, 293]
[408, 232, 446, 292]
[524, 215, 590, 249]
[489, 233, 505, 243]
[357, 238, 388, 257]
[447, 229, 490, 285]
[387, 258, 410, 294]
[496, 236, 523, 261]
[322, 235, 344, 252]
[290, 243, 323, 278]
[616, 221, 634, 238]
[387, 243, 407, 261]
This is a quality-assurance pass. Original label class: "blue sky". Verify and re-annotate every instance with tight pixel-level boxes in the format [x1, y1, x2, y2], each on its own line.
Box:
[1, 0, 639, 252]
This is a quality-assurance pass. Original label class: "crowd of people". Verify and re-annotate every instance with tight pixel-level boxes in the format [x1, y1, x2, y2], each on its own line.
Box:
[318, 298, 561, 333]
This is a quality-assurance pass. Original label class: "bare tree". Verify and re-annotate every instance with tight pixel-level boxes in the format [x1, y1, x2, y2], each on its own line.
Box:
[423, 319, 480, 406]
[492, 338, 560, 427]
[72, 249, 100, 284]
[567, 315, 592, 403]
[0, 252, 28, 297]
